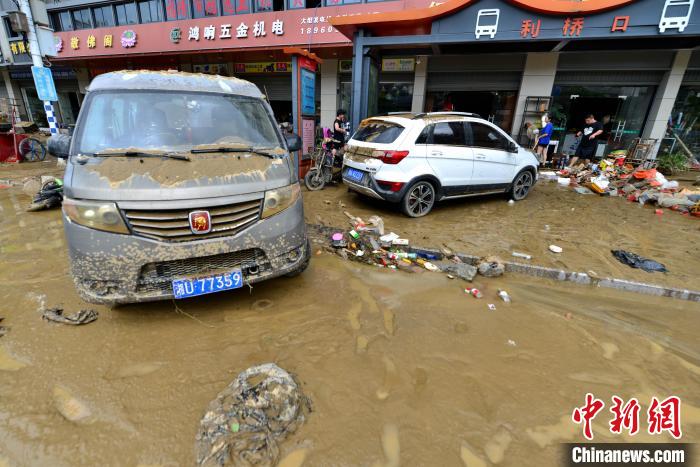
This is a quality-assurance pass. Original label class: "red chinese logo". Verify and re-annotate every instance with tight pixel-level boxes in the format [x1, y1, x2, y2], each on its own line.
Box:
[562, 17, 584, 37]
[611, 15, 630, 32]
[573, 394, 682, 440]
[521, 19, 541, 38]
[189, 211, 212, 234]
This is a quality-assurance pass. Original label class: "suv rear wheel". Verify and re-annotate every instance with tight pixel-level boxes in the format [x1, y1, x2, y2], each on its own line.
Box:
[401, 181, 436, 217]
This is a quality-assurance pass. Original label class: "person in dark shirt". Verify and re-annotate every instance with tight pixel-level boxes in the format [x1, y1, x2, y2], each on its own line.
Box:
[331, 109, 347, 159]
[569, 114, 604, 167]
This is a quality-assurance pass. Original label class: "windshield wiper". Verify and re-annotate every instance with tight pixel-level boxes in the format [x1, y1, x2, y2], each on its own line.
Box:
[189, 146, 280, 158]
[92, 150, 190, 161]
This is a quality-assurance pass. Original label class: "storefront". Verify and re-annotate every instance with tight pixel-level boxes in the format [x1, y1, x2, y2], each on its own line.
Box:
[332, 0, 700, 158]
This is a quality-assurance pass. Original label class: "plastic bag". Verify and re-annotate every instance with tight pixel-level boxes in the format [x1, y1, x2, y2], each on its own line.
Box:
[611, 250, 667, 273]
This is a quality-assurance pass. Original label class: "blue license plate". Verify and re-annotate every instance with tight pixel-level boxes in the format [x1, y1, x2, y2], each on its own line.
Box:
[346, 168, 364, 182]
[172, 269, 243, 299]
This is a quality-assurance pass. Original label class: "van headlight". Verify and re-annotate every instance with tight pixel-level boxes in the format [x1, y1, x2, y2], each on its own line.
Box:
[261, 183, 301, 219]
[63, 198, 129, 234]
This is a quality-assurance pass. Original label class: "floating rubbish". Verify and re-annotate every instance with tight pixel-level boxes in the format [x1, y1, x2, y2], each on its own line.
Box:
[195, 363, 311, 467]
[444, 263, 477, 282]
[348, 230, 360, 240]
[423, 262, 440, 272]
[508, 200, 515, 205]
[511, 251, 532, 260]
[488, 304, 497, 311]
[549, 245, 563, 254]
[497, 289, 511, 303]
[42, 308, 98, 325]
[507, 339, 517, 347]
[465, 288, 483, 299]
[611, 250, 667, 273]
[53, 385, 92, 423]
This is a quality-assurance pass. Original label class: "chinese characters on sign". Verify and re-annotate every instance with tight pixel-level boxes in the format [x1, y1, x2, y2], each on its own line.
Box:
[520, 19, 540, 38]
[562, 17, 584, 37]
[187, 20, 283, 40]
[9, 40, 30, 55]
[572, 394, 682, 440]
[58, 31, 135, 53]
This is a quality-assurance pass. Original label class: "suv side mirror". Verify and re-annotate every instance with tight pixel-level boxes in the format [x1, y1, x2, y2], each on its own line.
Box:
[508, 141, 518, 153]
[48, 134, 71, 159]
[285, 133, 302, 152]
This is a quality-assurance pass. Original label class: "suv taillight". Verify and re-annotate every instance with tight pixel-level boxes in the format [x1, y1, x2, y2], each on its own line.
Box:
[371, 150, 409, 164]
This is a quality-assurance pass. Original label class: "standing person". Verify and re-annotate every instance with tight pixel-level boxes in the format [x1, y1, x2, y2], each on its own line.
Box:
[535, 114, 553, 166]
[569, 114, 603, 167]
[332, 109, 347, 160]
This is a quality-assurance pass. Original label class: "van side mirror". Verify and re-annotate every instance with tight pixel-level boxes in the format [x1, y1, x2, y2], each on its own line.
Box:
[48, 134, 71, 159]
[285, 133, 302, 152]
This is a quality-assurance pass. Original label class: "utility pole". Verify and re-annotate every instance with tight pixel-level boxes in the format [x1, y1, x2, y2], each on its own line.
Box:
[18, 0, 58, 134]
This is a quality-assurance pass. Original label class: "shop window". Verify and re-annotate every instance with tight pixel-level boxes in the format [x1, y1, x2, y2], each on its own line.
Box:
[469, 122, 509, 150]
[192, 0, 218, 18]
[3, 17, 21, 38]
[93, 6, 115, 28]
[235, 0, 251, 14]
[165, 0, 189, 20]
[377, 82, 413, 116]
[221, 0, 235, 15]
[138, 0, 163, 22]
[254, 0, 273, 12]
[661, 85, 700, 159]
[432, 122, 467, 146]
[116, 2, 139, 25]
[58, 10, 74, 31]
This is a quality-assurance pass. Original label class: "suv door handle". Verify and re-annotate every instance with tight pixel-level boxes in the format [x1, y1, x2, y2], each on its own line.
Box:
[431, 150, 443, 156]
[475, 154, 486, 160]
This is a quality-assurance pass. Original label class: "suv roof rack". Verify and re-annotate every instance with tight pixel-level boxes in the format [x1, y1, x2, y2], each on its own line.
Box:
[412, 112, 482, 119]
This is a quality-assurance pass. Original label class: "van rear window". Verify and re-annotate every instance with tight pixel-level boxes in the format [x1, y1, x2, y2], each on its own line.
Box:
[352, 121, 404, 144]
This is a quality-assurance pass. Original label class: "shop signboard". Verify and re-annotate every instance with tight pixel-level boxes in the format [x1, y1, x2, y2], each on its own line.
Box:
[381, 58, 415, 72]
[193, 63, 228, 74]
[31, 66, 58, 102]
[234, 62, 290, 73]
[51, 2, 408, 59]
[300, 67, 315, 115]
[428, 0, 700, 42]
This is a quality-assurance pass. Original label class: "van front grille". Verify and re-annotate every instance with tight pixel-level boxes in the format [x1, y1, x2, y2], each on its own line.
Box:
[123, 200, 261, 242]
[135, 248, 270, 294]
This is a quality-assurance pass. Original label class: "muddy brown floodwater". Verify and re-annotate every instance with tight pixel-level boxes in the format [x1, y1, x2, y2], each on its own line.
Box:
[0, 167, 699, 466]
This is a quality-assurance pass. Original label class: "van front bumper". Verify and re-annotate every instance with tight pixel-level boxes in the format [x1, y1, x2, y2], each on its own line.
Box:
[63, 197, 308, 305]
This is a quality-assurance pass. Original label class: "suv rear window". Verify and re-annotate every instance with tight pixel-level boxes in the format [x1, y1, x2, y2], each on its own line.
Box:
[352, 120, 404, 144]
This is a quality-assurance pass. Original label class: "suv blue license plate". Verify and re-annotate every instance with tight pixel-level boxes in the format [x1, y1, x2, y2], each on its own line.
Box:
[172, 269, 243, 299]
[346, 168, 364, 183]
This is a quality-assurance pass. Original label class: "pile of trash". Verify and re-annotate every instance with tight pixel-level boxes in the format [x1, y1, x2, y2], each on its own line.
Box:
[195, 363, 311, 467]
[541, 158, 700, 217]
[327, 211, 504, 283]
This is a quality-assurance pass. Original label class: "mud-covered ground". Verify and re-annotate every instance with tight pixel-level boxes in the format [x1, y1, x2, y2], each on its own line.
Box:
[304, 178, 699, 291]
[0, 162, 699, 466]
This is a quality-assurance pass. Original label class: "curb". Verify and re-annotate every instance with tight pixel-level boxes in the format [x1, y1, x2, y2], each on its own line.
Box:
[307, 224, 699, 303]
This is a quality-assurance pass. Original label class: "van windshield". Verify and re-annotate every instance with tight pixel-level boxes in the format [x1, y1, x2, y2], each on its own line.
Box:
[76, 91, 282, 154]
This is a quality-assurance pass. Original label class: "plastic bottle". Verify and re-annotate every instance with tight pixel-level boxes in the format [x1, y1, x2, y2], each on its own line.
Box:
[497, 289, 511, 303]
[511, 252, 532, 260]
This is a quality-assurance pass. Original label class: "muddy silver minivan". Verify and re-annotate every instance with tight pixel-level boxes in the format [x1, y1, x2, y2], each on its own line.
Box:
[53, 70, 309, 304]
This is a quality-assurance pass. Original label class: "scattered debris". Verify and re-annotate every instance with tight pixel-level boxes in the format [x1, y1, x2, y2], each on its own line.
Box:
[507, 339, 517, 347]
[508, 199, 515, 205]
[195, 363, 311, 467]
[465, 288, 483, 299]
[0, 317, 7, 337]
[443, 263, 478, 282]
[488, 304, 497, 311]
[477, 258, 505, 278]
[42, 308, 99, 325]
[546, 160, 700, 218]
[497, 289, 511, 303]
[611, 250, 668, 273]
[511, 251, 532, 260]
[549, 245, 563, 254]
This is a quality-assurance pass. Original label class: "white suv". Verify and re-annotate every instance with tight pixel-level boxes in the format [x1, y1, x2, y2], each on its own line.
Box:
[342, 112, 539, 217]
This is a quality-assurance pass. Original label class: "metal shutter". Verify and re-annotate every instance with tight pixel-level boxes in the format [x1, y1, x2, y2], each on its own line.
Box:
[427, 71, 522, 92]
[554, 70, 666, 86]
[243, 76, 292, 101]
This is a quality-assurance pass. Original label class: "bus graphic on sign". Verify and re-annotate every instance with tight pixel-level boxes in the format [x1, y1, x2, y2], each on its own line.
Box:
[659, 0, 695, 33]
[475, 9, 499, 39]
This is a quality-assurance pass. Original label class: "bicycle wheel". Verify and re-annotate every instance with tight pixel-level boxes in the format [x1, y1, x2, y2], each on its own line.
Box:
[19, 138, 47, 162]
